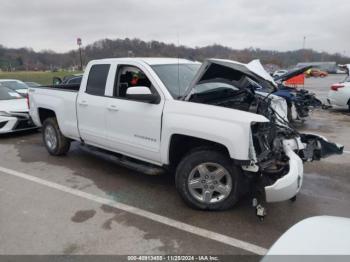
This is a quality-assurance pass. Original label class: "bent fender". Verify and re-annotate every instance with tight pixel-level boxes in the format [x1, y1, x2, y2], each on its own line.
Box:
[300, 134, 344, 161]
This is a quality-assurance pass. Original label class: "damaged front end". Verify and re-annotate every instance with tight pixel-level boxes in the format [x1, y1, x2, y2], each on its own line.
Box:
[293, 89, 323, 119]
[276, 87, 323, 121]
[273, 65, 323, 121]
[184, 58, 344, 206]
[249, 95, 343, 203]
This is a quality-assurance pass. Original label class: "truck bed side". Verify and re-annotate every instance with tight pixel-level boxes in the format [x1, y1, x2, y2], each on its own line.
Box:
[28, 87, 80, 140]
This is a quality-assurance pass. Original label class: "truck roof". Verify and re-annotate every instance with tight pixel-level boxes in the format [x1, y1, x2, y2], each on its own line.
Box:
[89, 57, 198, 66]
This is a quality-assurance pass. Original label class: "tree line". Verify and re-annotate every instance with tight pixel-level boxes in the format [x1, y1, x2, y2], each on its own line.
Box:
[0, 38, 349, 71]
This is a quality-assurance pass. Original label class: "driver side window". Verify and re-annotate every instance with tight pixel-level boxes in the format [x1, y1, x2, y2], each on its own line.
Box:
[114, 66, 153, 98]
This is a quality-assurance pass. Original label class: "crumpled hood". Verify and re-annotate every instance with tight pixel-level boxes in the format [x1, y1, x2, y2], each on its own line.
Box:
[182, 58, 289, 122]
[247, 60, 277, 86]
[183, 58, 277, 100]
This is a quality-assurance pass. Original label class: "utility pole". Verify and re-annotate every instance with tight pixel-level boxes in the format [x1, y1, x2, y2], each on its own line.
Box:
[302, 36, 307, 62]
[77, 38, 83, 71]
[302, 36, 306, 49]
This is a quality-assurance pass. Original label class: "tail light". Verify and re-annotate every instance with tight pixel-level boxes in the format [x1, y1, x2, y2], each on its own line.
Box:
[331, 84, 345, 91]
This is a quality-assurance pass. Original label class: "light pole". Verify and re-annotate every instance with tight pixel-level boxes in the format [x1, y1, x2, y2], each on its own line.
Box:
[302, 36, 308, 62]
[302, 36, 306, 49]
[77, 38, 83, 71]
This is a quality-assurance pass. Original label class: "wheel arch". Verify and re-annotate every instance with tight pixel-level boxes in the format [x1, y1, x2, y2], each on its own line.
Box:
[167, 134, 233, 169]
[38, 108, 57, 125]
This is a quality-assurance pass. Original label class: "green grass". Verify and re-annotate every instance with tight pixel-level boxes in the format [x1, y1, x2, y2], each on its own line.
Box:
[0, 71, 82, 85]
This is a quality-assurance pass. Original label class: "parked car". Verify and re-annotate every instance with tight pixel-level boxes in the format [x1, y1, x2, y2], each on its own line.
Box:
[0, 86, 36, 134]
[336, 68, 347, 74]
[305, 68, 328, 78]
[62, 75, 83, 85]
[274, 66, 322, 121]
[272, 69, 288, 78]
[52, 74, 83, 86]
[263, 216, 350, 257]
[25, 82, 41, 88]
[327, 64, 350, 111]
[0, 79, 29, 96]
[28, 58, 343, 218]
[250, 61, 321, 122]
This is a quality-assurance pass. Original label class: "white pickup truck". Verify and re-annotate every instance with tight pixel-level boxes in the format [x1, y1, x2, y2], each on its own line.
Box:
[28, 58, 343, 217]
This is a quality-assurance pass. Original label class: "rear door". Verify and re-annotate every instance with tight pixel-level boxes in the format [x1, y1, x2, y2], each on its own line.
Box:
[77, 64, 112, 147]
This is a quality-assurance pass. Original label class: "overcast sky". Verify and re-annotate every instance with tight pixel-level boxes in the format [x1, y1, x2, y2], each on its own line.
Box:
[1, 0, 349, 55]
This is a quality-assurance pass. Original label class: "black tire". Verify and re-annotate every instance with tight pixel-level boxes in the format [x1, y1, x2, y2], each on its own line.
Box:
[175, 149, 241, 211]
[42, 118, 71, 156]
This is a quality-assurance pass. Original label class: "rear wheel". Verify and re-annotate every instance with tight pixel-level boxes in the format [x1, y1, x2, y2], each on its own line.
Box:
[175, 149, 241, 210]
[42, 118, 71, 156]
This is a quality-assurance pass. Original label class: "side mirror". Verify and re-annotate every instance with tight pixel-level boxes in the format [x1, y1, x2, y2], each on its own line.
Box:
[126, 86, 159, 104]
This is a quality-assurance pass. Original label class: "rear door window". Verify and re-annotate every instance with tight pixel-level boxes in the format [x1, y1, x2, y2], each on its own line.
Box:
[86, 64, 110, 96]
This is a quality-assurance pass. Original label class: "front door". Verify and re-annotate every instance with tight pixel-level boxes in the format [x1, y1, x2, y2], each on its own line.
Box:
[104, 65, 164, 163]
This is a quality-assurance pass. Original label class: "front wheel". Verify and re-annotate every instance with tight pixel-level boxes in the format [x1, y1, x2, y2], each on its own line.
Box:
[42, 118, 71, 156]
[175, 149, 241, 211]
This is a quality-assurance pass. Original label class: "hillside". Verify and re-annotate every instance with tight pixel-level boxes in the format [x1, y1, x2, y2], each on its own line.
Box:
[0, 38, 349, 71]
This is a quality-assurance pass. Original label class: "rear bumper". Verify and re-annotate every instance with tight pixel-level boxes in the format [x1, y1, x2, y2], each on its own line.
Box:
[326, 98, 348, 109]
[264, 143, 303, 203]
[327, 90, 349, 108]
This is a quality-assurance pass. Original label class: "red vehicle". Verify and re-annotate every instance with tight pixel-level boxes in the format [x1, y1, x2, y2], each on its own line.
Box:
[305, 68, 328, 78]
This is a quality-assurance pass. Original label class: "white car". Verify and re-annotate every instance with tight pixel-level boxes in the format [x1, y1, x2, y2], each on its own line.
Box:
[263, 216, 350, 257]
[272, 69, 288, 78]
[0, 79, 29, 96]
[0, 86, 36, 134]
[327, 64, 350, 111]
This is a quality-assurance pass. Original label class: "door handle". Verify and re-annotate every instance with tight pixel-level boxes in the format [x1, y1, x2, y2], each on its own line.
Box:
[107, 105, 119, 111]
[78, 100, 88, 107]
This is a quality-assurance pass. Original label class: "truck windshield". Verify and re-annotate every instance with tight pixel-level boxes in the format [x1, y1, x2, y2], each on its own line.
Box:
[151, 64, 201, 99]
